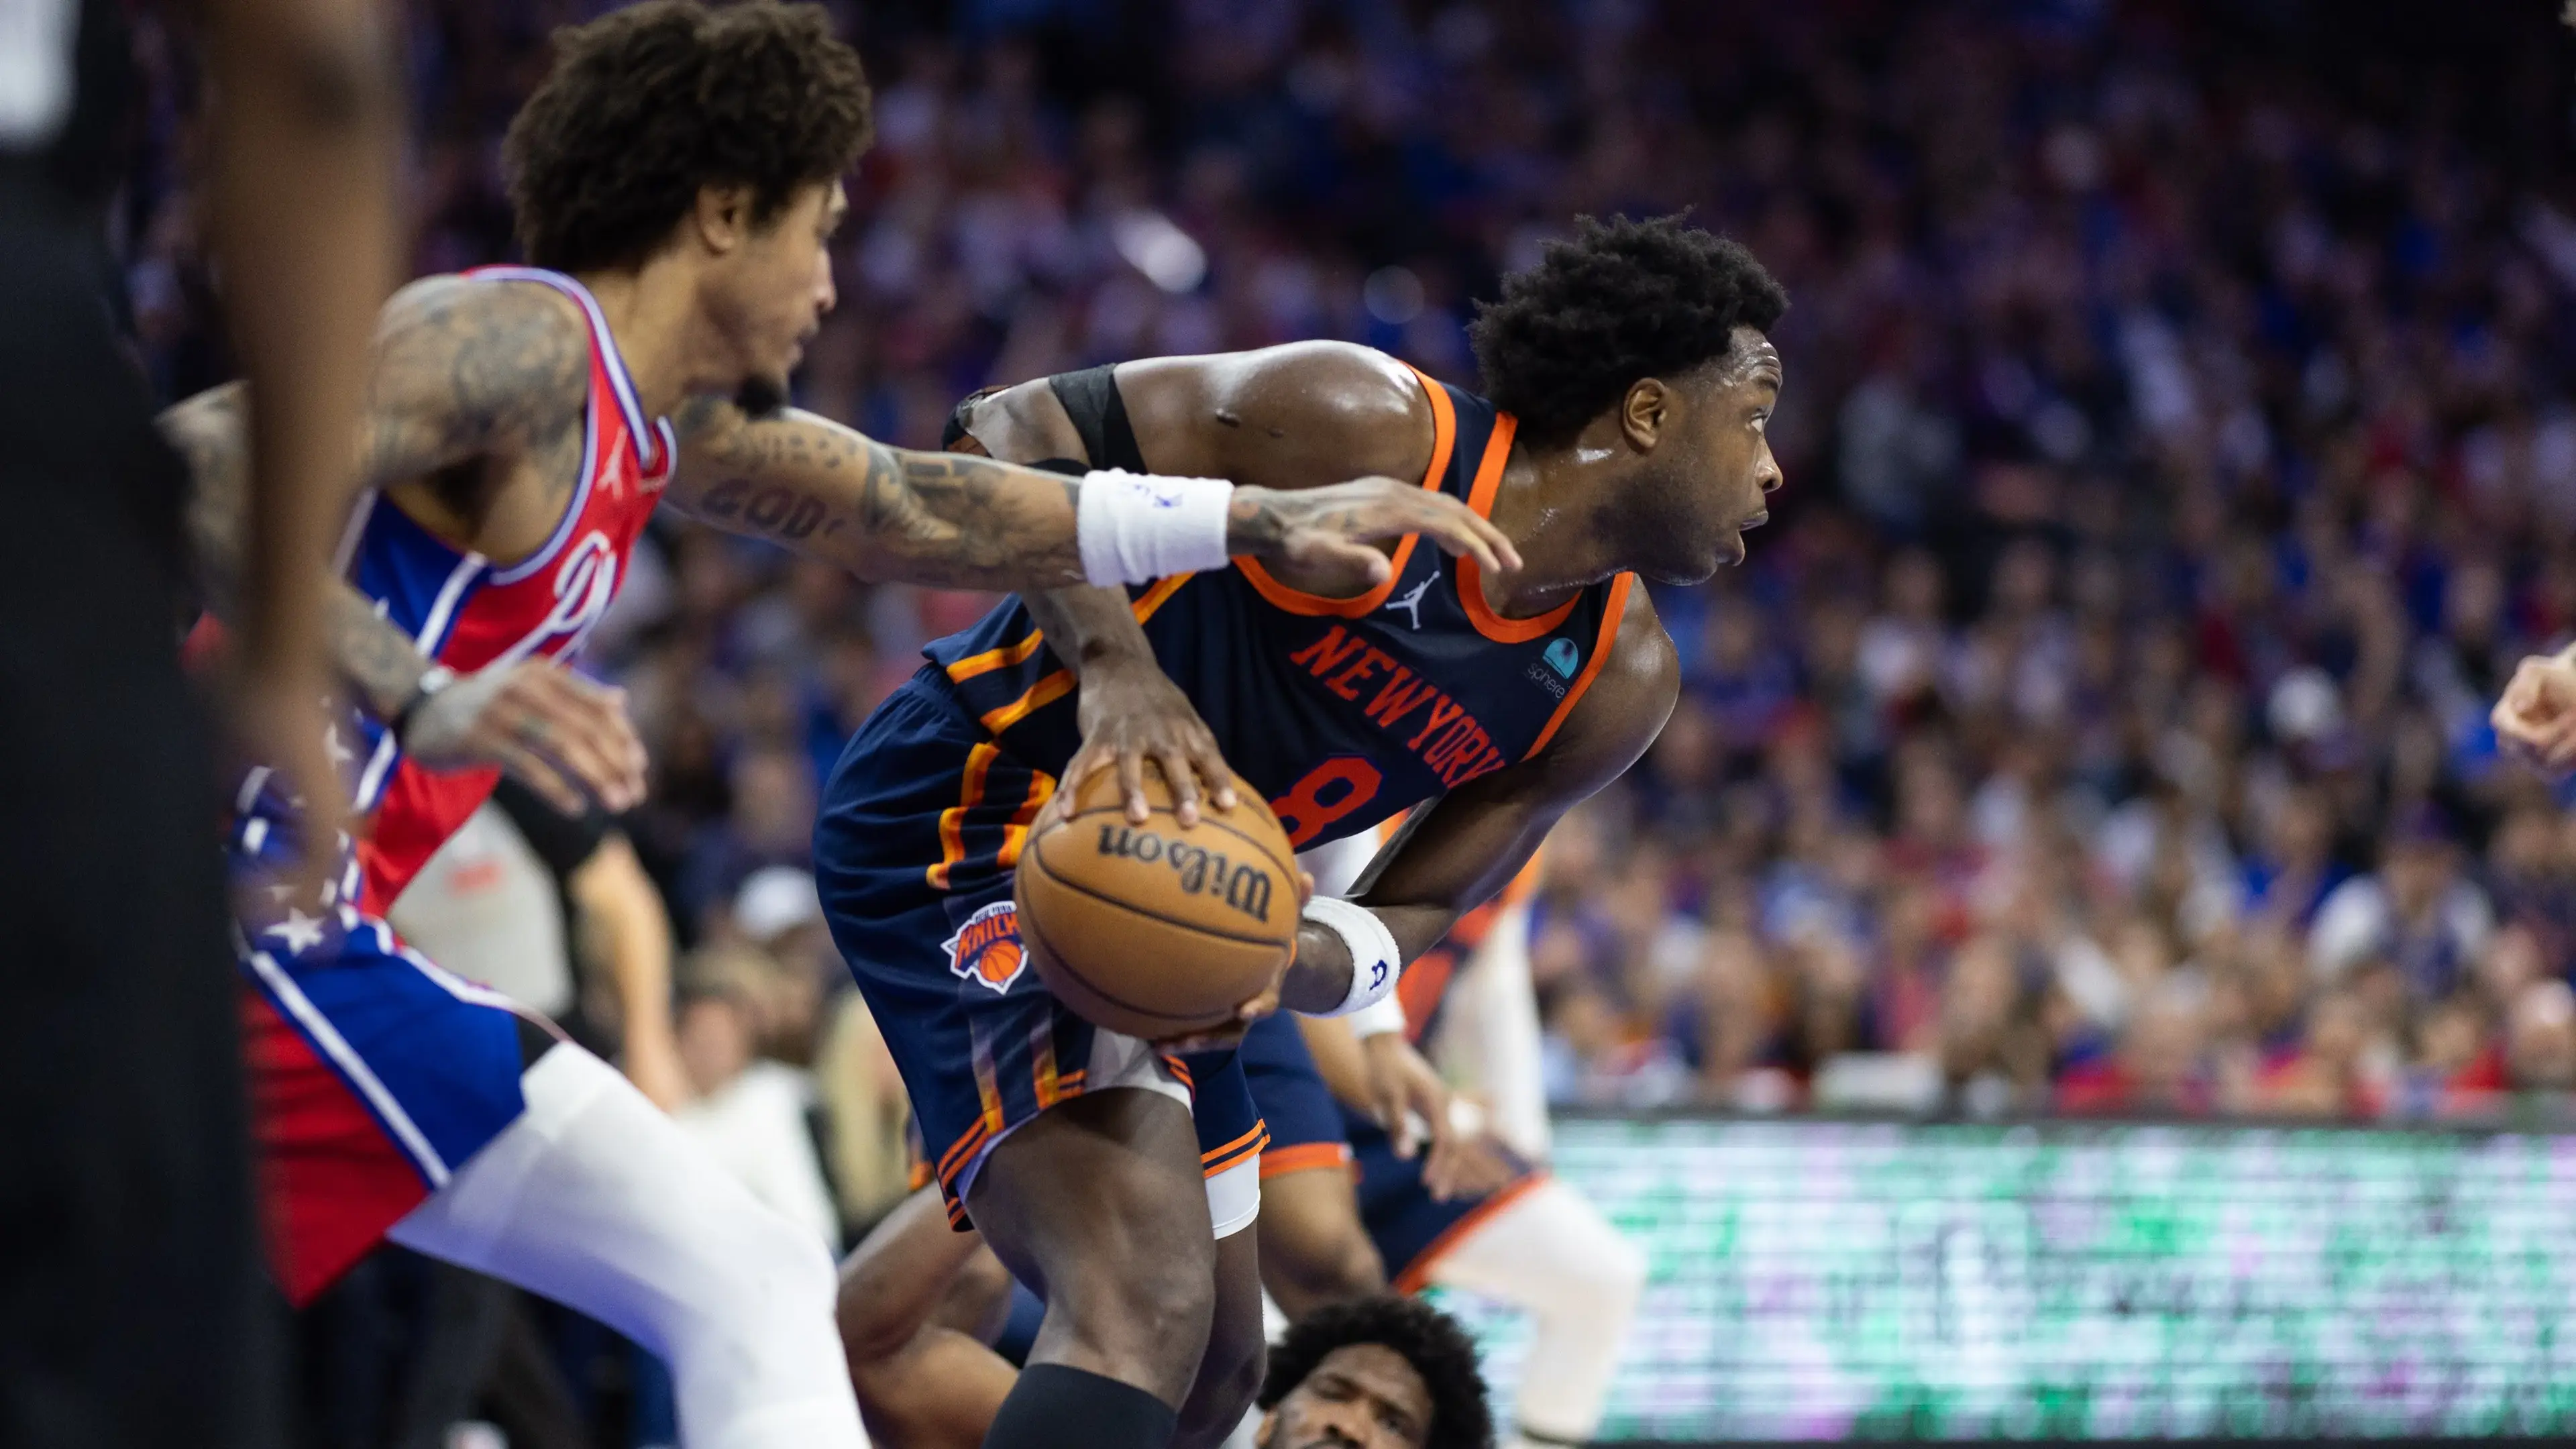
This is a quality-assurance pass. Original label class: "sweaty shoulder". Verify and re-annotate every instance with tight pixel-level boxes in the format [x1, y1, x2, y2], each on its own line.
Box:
[1120, 341, 1436, 491]
[1534, 585, 1679, 788]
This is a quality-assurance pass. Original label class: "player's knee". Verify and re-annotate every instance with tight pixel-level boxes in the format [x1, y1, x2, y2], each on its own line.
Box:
[1053, 1218, 1217, 1375]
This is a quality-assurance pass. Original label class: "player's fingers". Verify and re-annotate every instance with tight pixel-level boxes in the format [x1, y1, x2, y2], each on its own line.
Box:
[495, 741, 588, 816]
[535, 665, 641, 747]
[2496, 676, 2547, 737]
[1185, 731, 1237, 812]
[1294, 535, 1395, 586]
[1377, 1083, 1418, 1159]
[590, 683, 649, 788]
[1159, 745, 1202, 828]
[1416, 1087, 1458, 1167]
[1115, 743, 1151, 824]
[1426, 1142, 1488, 1202]
[1408, 496, 1519, 576]
[1063, 743, 1112, 791]
[516, 693, 635, 810]
[527, 698, 627, 799]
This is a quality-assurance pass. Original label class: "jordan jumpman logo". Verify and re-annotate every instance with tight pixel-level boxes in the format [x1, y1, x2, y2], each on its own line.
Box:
[1383, 574, 1433, 630]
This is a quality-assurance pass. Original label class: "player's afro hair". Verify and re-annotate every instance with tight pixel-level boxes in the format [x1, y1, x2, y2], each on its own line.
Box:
[504, 0, 872, 274]
[1469, 213, 1788, 446]
[1258, 1297, 1494, 1449]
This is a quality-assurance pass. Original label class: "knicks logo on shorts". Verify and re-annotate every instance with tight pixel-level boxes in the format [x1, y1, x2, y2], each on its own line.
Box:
[943, 901, 1026, 995]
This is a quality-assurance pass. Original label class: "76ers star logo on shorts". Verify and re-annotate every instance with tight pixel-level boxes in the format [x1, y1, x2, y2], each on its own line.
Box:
[943, 901, 1026, 995]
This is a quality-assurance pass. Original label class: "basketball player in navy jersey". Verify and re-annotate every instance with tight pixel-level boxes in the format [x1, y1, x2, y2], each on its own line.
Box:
[818, 214, 1786, 1449]
[161, 5, 1507, 1446]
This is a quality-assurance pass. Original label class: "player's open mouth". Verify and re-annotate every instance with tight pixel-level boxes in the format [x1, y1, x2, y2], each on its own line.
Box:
[1741, 511, 1770, 531]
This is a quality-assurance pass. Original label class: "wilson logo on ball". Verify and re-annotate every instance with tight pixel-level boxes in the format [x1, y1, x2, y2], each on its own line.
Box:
[1093, 825, 1277, 923]
[941, 901, 1027, 994]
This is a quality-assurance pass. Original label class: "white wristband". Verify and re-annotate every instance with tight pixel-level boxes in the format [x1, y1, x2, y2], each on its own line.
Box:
[1301, 895, 1402, 1019]
[1077, 469, 1235, 586]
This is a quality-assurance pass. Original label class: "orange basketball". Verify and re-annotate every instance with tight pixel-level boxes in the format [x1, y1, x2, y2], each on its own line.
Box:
[1012, 767, 1299, 1040]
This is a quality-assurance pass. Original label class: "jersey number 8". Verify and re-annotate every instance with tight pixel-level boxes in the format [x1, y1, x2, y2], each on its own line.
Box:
[1268, 756, 1384, 848]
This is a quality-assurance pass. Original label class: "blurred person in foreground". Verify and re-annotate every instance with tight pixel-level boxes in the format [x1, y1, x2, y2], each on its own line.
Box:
[834, 1189, 1495, 1449]
[157, 3, 1505, 1442]
[0, 1, 393, 1446]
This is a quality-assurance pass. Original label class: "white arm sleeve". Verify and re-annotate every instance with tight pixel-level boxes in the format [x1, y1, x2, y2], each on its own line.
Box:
[1428, 898, 1552, 1159]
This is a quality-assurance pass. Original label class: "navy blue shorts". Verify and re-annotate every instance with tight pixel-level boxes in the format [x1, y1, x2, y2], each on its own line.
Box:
[1236, 1012, 1542, 1289]
[820, 668, 1265, 1227]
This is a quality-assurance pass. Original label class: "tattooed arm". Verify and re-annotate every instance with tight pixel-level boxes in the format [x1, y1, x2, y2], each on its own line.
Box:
[166, 274, 590, 715]
[662, 398, 1517, 592]
[664, 398, 1087, 589]
[164, 278, 647, 810]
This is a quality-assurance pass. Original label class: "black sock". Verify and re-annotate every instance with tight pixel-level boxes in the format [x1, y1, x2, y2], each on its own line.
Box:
[981, 1364, 1178, 1449]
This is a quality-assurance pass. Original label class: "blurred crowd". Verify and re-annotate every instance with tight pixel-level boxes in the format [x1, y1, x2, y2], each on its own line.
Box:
[125, 0, 2576, 1224]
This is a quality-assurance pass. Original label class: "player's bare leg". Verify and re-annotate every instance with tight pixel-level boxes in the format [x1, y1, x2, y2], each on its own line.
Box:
[837, 1187, 1018, 1449]
[967, 1089, 1229, 1449]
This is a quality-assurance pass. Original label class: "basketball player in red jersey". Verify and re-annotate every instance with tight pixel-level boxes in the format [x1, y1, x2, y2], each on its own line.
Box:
[824, 213, 1784, 1449]
[160, 5, 1507, 1446]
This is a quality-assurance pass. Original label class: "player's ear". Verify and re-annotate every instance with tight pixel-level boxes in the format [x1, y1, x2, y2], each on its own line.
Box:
[1619, 377, 1670, 453]
[1254, 1409, 1279, 1449]
[692, 182, 758, 256]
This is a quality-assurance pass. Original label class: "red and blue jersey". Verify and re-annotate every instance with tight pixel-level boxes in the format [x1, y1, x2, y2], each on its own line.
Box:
[231, 266, 671, 910]
[224, 266, 671, 1303]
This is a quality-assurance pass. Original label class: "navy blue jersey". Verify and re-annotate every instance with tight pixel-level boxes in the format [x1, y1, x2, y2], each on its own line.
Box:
[926, 369, 1637, 857]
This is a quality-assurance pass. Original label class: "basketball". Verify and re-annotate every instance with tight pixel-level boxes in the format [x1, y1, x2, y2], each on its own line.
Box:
[1013, 767, 1300, 1040]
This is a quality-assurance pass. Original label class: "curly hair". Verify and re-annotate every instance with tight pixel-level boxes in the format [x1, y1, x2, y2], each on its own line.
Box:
[1258, 1297, 1493, 1449]
[503, 1, 873, 274]
[1468, 213, 1788, 446]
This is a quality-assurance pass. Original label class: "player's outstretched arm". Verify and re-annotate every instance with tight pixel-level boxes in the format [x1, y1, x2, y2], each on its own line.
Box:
[661, 396, 1515, 595]
[164, 278, 646, 811]
[837, 1187, 1018, 1449]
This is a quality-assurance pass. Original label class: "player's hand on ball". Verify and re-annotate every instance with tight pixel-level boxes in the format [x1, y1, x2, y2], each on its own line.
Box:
[1359, 1030, 1457, 1169]
[1230, 478, 1522, 587]
[1067, 655, 1237, 828]
[404, 657, 649, 815]
[2493, 651, 2576, 775]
